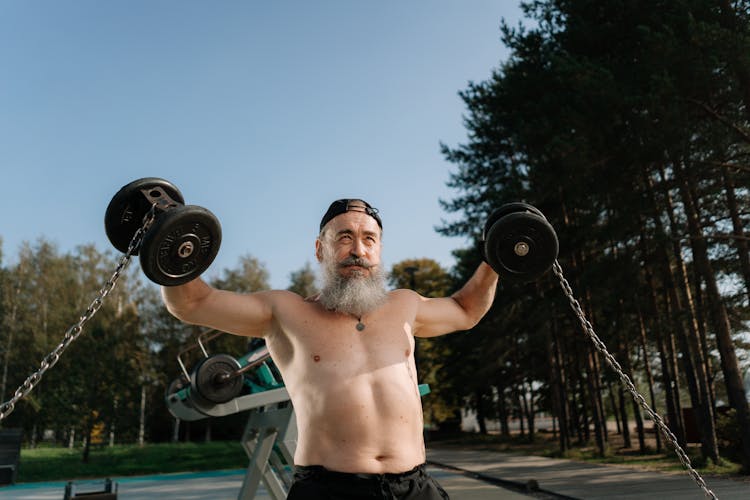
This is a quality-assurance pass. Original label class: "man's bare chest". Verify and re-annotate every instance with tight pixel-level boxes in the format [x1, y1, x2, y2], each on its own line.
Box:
[274, 304, 415, 375]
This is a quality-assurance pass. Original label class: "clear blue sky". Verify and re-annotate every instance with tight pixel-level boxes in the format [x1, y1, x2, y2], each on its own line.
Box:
[0, 1, 524, 289]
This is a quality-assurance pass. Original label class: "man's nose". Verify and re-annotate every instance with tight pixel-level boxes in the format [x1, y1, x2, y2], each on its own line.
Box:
[350, 238, 365, 257]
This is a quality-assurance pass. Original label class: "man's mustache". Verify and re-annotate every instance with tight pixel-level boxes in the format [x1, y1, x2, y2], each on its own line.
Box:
[338, 256, 373, 269]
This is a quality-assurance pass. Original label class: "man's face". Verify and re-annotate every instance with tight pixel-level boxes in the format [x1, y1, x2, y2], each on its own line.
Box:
[315, 208, 387, 317]
[316, 209, 382, 278]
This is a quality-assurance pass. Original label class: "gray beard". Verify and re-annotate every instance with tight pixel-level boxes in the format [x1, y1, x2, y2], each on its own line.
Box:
[318, 256, 388, 318]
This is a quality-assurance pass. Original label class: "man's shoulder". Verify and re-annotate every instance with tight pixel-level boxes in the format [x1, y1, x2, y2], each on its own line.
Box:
[260, 289, 307, 302]
[262, 290, 328, 314]
[387, 288, 421, 303]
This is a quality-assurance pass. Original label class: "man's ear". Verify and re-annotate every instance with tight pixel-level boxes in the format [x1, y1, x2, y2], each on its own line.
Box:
[315, 239, 323, 262]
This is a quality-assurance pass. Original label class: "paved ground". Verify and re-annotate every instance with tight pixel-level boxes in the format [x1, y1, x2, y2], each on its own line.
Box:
[427, 448, 750, 499]
[2, 448, 748, 499]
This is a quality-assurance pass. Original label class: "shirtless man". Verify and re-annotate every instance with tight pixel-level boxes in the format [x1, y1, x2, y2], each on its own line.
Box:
[162, 199, 499, 499]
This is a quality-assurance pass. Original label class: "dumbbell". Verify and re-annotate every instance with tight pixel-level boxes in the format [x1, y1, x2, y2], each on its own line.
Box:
[482, 202, 559, 284]
[104, 178, 221, 286]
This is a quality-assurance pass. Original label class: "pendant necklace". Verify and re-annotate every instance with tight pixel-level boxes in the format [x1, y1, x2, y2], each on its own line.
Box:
[356, 317, 366, 331]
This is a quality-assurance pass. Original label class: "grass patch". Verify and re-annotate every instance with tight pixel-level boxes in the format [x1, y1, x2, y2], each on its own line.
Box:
[18, 441, 247, 483]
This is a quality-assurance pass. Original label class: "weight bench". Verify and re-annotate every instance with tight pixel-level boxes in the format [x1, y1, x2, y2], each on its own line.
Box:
[166, 334, 287, 421]
[166, 337, 297, 499]
[0, 428, 22, 485]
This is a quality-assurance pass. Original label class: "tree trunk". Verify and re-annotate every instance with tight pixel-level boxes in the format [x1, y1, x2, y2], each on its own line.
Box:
[551, 310, 570, 452]
[620, 331, 646, 453]
[590, 337, 609, 443]
[607, 381, 621, 435]
[631, 395, 646, 453]
[82, 423, 92, 463]
[640, 174, 687, 445]
[568, 355, 584, 444]
[30, 424, 37, 448]
[720, 166, 750, 303]
[476, 388, 488, 435]
[578, 376, 590, 443]
[692, 269, 717, 413]
[676, 161, 750, 471]
[139, 385, 146, 446]
[496, 383, 511, 438]
[618, 386, 631, 449]
[650, 168, 718, 461]
[664, 295, 687, 447]
[586, 348, 606, 456]
[637, 306, 662, 452]
[524, 381, 535, 441]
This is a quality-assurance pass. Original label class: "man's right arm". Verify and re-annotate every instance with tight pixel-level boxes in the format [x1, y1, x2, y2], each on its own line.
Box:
[161, 278, 273, 338]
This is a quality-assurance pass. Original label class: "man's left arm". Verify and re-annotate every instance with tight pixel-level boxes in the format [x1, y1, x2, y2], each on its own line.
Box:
[413, 262, 498, 338]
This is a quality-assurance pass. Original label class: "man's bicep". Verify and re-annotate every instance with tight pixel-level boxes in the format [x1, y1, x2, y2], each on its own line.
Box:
[414, 295, 474, 338]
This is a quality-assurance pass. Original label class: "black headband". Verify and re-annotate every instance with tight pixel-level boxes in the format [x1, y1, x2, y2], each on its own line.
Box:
[320, 199, 382, 232]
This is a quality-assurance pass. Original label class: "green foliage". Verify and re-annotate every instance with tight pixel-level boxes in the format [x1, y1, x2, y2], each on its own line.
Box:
[0, 241, 149, 456]
[211, 254, 270, 294]
[389, 258, 454, 296]
[0, 235, 275, 449]
[440, 0, 750, 462]
[716, 408, 743, 462]
[287, 262, 318, 297]
[18, 441, 246, 482]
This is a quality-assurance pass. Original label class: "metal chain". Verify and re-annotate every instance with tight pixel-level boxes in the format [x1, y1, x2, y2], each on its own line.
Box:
[0, 206, 158, 421]
[552, 261, 718, 499]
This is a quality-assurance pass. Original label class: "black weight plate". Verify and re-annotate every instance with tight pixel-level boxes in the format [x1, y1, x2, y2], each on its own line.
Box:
[190, 354, 243, 405]
[485, 211, 559, 284]
[139, 205, 222, 286]
[105, 178, 184, 254]
[483, 202, 545, 240]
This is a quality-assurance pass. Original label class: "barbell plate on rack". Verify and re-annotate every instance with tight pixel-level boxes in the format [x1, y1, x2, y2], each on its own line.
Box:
[105, 178, 184, 254]
[485, 211, 559, 284]
[190, 354, 244, 405]
[139, 205, 222, 286]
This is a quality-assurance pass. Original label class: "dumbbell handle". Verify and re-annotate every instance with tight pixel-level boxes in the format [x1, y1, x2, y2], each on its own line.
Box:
[140, 186, 181, 212]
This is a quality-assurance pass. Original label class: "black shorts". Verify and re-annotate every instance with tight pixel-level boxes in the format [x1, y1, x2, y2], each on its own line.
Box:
[287, 463, 450, 500]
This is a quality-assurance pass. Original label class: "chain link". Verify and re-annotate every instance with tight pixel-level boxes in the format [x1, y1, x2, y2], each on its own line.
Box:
[552, 261, 718, 499]
[0, 207, 158, 421]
